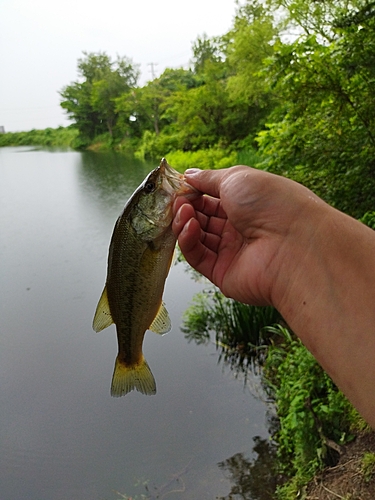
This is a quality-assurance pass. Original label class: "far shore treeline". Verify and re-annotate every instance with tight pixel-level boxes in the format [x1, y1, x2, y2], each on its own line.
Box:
[2, 0, 375, 219]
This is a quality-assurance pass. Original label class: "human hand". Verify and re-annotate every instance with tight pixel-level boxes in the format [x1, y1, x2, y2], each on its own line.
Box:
[174, 165, 375, 429]
[173, 166, 326, 307]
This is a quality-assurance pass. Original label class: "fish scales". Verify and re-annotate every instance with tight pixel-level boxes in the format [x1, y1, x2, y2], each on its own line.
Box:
[108, 222, 175, 365]
[93, 158, 196, 397]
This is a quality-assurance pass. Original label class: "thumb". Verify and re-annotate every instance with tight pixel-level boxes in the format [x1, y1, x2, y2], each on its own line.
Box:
[184, 168, 228, 199]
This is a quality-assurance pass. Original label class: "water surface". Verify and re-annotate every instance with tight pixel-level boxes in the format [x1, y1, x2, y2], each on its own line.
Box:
[0, 147, 269, 500]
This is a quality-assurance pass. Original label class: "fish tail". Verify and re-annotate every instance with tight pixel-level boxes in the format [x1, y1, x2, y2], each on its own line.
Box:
[111, 356, 156, 397]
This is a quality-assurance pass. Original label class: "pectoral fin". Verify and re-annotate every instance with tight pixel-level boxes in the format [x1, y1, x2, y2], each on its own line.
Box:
[92, 285, 114, 332]
[149, 301, 171, 335]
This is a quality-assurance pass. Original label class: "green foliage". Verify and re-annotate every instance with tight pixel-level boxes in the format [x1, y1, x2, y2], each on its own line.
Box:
[257, 1, 375, 217]
[0, 126, 78, 148]
[263, 325, 354, 498]
[361, 452, 375, 482]
[267, 0, 361, 42]
[182, 287, 280, 374]
[226, 0, 277, 107]
[134, 129, 239, 166]
[167, 148, 238, 170]
[182, 286, 361, 497]
[360, 211, 375, 229]
[60, 51, 139, 142]
[237, 146, 263, 167]
[115, 67, 199, 143]
[57, 2, 279, 157]
[85, 132, 114, 151]
[191, 33, 224, 76]
[166, 80, 231, 150]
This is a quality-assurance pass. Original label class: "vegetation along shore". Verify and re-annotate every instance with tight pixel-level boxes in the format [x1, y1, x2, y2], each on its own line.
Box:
[3, 0, 375, 497]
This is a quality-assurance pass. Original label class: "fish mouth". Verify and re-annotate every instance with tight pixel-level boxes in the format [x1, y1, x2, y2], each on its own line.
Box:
[160, 158, 197, 195]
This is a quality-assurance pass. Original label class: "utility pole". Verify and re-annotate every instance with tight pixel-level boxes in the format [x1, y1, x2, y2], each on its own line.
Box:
[147, 62, 158, 80]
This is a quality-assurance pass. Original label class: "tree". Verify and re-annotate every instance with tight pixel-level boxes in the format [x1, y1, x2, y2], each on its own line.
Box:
[168, 79, 230, 150]
[225, 0, 278, 107]
[60, 52, 139, 142]
[220, 0, 279, 147]
[151, 34, 234, 150]
[191, 33, 224, 76]
[257, 1, 375, 217]
[266, 0, 366, 42]
[115, 67, 199, 141]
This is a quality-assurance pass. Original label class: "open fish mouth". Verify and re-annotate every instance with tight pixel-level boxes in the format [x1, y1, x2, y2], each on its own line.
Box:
[161, 158, 197, 195]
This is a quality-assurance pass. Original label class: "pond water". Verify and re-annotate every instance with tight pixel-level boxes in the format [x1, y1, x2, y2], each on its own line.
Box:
[0, 147, 271, 500]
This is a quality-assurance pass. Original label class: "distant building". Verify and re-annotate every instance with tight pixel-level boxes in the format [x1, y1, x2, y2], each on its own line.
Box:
[0, 126, 5, 134]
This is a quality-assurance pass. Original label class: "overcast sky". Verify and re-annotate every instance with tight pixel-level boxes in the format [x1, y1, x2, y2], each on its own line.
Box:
[0, 0, 237, 132]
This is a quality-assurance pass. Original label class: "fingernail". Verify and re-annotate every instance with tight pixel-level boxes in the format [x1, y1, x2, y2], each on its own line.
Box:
[184, 168, 201, 176]
[174, 208, 180, 225]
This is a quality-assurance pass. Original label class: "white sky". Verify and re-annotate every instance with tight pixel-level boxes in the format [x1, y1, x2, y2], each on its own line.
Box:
[0, 0, 237, 132]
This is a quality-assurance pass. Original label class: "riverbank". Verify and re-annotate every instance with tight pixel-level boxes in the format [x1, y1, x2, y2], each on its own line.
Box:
[306, 430, 375, 499]
[0, 126, 78, 148]
[0, 126, 261, 171]
[182, 290, 375, 499]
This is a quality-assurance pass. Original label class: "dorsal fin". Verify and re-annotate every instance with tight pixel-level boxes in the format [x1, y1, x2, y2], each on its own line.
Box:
[92, 285, 114, 332]
[149, 301, 171, 335]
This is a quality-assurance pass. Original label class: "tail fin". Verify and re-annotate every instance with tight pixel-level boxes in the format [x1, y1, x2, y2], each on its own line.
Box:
[111, 356, 156, 397]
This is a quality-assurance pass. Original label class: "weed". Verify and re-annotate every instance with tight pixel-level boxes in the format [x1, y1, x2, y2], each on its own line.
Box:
[361, 452, 375, 482]
[263, 325, 354, 498]
[182, 287, 280, 374]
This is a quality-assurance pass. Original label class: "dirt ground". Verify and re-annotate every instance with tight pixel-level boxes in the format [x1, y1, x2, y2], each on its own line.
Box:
[306, 431, 375, 499]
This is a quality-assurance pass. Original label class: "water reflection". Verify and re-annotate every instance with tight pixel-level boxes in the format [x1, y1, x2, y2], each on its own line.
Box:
[218, 437, 277, 500]
[121, 438, 278, 500]
[117, 459, 193, 499]
[79, 150, 151, 198]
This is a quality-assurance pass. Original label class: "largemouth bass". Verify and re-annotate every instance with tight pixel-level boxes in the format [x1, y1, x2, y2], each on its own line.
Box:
[93, 158, 195, 397]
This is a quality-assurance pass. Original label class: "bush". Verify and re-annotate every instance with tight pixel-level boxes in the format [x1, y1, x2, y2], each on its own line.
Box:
[167, 148, 237, 171]
[360, 211, 375, 230]
[134, 130, 179, 161]
[236, 147, 263, 167]
[263, 326, 354, 498]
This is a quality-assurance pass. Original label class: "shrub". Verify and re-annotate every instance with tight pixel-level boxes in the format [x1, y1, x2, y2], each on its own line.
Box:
[167, 148, 237, 171]
[263, 326, 354, 498]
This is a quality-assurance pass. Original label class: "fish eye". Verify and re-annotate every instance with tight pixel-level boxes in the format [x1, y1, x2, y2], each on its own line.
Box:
[145, 181, 155, 192]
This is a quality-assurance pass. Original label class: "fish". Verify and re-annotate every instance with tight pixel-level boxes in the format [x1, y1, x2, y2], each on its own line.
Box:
[92, 158, 195, 397]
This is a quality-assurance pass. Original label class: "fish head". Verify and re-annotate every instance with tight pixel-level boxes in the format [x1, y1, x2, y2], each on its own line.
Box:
[131, 158, 196, 239]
